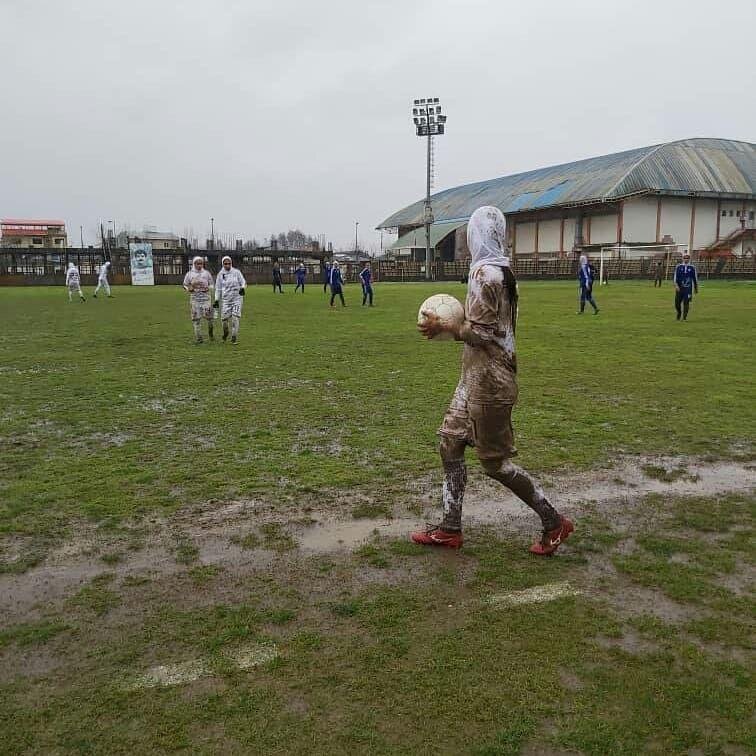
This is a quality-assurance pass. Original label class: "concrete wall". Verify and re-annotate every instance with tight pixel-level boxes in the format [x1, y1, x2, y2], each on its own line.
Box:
[659, 198, 693, 250]
[589, 213, 618, 245]
[693, 199, 718, 249]
[538, 219, 561, 253]
[623, 196, 658, 243]
[563, 218, 577, 251]
[514, 221, 536, 254]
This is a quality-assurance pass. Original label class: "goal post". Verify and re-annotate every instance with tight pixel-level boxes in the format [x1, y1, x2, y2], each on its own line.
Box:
[597, 243, 688, 284]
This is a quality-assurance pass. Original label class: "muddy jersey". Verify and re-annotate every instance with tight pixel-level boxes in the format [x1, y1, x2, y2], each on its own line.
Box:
[66, 268, 81, 288]
[458, 264, 518, 404]
[183, 269, 214, 319]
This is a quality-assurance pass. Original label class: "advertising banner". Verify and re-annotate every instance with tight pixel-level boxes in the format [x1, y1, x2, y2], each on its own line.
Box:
[129, 242, 154, 285]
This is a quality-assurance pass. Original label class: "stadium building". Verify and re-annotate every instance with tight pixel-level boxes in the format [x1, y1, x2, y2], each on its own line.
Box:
[379, 138, 756, 262]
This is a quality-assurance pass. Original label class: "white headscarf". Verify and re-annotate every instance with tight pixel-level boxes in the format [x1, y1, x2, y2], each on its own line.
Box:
[68, 261, 75, 269]
[192, 256, 204, 266]
[579, 254, 588, 266]
[221, 255, 232, 264]
[467, 206, 510, 276]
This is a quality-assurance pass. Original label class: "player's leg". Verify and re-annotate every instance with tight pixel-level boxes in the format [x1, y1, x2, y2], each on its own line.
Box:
[368, 285, 374, 306]
[330, 291, 336, 307]
[77, 285, 85, 301]
[579, 287, 586, 313]
[587, 290, 599, 313]
[104, 280, 111, 297]
[339, 291, 346, 306]
[683, 295, 690, 320]
[192, 317, 202, 342]
[472, 402, 573, 555]
[411, 383, 470, 548]
[68, 287, 73, 302]
[206, 309, 214, 340]
[675, 292, 682, 320]
[93, 281, 101, 297]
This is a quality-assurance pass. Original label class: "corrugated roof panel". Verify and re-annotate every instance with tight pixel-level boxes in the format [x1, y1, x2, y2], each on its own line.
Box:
[389, 220, 466, 250]
[378, 138, 756, 229]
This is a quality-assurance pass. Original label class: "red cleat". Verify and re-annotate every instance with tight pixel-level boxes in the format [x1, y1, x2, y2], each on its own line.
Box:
[411, 525, 463, 549]
[529, 516, 574, 556]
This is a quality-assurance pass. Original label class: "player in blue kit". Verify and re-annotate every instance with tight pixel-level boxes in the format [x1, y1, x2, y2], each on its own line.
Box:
[674, 250, 699, 320]
[577, 254, 599, 314]
[294, 263, 306, 293]
[359, 262, 374, 306]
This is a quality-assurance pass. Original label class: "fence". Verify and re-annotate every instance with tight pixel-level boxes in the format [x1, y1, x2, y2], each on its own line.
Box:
[1, 247, 755, 286]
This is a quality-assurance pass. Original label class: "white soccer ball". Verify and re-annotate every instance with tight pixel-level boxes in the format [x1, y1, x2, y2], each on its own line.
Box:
[417, 294, 465, 340]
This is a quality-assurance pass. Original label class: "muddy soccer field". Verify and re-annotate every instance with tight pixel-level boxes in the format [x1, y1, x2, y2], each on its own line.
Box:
[1, 280, 754, 754]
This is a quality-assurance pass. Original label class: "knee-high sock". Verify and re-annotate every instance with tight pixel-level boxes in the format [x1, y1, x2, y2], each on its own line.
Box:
[231, 315, 240, 338]
[222, 318, 230, 338]
[482, 459, 561, 530]
[208, 318, 214, 337]
[193, 320, 202, 338]
[440, 459, 468, 532]
[683, 299, 690, 319]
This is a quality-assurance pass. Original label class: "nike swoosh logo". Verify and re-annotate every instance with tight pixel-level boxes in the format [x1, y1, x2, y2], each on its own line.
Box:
[430, 534, 455, 543]
[548, 536, 561, 547]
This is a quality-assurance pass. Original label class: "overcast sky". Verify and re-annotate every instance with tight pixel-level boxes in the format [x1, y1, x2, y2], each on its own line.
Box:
[1, 0, 754, 250]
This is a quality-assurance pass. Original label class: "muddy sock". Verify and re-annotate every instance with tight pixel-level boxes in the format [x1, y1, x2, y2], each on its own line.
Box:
[193, 320, 202, 339]
[231, 315, 240, 338]
[440, 459, 467, 532]
[483, 460, 560, 530]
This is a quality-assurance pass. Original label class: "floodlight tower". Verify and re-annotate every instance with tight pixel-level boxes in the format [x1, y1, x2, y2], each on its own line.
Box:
[412, 97, 447, 280]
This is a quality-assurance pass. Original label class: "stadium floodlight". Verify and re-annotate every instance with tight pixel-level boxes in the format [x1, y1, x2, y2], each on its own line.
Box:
[411, 96, 447, 279]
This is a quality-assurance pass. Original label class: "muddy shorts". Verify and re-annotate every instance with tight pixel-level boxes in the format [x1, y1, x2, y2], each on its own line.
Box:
[220, 296, 243, 320]
[438, 380, 517, 460]
[190, 293, 212, 320]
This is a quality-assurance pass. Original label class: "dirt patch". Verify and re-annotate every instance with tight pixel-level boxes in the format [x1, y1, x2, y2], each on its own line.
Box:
[595, 630, 661, 655]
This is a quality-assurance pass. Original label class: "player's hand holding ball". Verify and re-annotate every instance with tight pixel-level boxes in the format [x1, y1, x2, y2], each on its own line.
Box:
[417, 294, 464, 340]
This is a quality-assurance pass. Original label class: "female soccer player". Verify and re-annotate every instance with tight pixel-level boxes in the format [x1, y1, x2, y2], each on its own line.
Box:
[413, 206, 573, 555]
[214, 255, 246, 343]
[65, 262, 86, 302]
[182, 256, 215, 343]
[329, 262, 346, 307]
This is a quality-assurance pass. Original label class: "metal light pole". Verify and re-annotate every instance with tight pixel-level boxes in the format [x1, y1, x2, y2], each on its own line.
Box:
[210, 217, 214, 250]
[354, 220, 359, 260]
[80, 225, 84, 249]
[412, 97, 447, 280]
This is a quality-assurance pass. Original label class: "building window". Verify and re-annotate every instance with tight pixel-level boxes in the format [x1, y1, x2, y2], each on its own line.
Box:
[721, 210, 727, 217]
[32, 237, 42, 244]
[736, 210, 741, 217]
[749, 211, 755, 221]
[729, 210, 734, 217]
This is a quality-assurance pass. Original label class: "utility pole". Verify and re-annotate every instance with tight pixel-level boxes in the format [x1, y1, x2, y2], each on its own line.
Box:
[210, 217, 214, 250]
[354, 220, 359, 261]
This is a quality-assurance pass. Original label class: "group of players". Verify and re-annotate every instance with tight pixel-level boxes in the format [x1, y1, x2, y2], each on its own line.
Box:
[272, 260, 375, 308]
[60, 216, 703, 553]
[64, 260, 113, 302]
[576, 250, 700, 321]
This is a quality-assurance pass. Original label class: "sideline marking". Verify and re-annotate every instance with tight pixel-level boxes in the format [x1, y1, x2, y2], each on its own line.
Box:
[126, 643, 279, 690]
[485, 581, 580, 607]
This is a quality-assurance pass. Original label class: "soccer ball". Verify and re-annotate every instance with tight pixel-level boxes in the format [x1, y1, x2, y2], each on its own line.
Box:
[417, 294, 465, 340]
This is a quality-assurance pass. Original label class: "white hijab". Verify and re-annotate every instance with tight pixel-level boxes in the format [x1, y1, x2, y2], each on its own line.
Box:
[467, 206, 510, 276]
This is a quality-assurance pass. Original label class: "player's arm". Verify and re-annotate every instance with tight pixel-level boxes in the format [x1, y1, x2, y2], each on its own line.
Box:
[457, 282, 499, 346]
[238, 270, 246, 295]
[674, 265, 680, 292]
[693, 266, 699, 294]
[183, 273, 192, 292]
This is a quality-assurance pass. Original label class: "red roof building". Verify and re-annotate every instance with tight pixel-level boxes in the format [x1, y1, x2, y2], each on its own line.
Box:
[0, 219, 68, 248]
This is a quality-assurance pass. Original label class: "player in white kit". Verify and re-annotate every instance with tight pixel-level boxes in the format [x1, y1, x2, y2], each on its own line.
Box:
[65, 262, 86, 302]
[93, 261, 112, 298]
[182, 256, 215, 343]
[214, 255, 246, 344]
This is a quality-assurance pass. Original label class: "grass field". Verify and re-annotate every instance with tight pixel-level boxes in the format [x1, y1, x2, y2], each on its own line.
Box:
[1, 280, 754, 754]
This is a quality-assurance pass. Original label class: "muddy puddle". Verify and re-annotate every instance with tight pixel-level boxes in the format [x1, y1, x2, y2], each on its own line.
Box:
[1, 456, 753, 619]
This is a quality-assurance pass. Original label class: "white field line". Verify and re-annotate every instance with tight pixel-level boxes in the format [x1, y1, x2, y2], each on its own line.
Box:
[126, 642, 278, 691]
[485, 581, 580, 607]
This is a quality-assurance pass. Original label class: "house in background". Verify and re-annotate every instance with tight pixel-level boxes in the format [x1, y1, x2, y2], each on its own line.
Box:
[0, 219, 67, 248]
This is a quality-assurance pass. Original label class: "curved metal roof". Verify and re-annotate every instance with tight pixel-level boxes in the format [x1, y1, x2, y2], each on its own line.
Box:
[378, 138, 756, 229]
